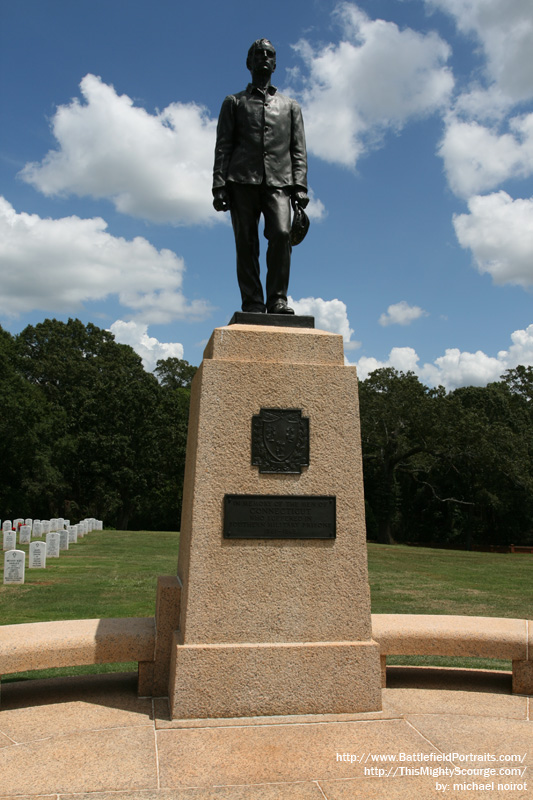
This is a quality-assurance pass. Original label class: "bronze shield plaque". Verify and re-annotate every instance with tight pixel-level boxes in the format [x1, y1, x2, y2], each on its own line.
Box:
[251, 408, 309, 473]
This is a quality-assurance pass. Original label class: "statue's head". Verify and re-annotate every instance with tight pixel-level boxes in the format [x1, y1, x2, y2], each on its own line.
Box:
[246, 38, 276, 75]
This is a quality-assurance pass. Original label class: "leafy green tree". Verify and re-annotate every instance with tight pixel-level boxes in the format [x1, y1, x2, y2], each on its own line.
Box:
[137, 382, 191, 530]
[358, 368, 439, 544]
[155, 357, 197, 389]
[9, 318, 195, 530]
[437, 380, 533, 546]
[501, 365, 533, 402]
[14, 319, 163, 527]
[0, 325, 60, 516]
[359, 366, 533, 547]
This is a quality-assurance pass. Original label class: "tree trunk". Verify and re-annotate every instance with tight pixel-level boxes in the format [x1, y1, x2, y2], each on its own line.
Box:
[376, 518, 395, 545]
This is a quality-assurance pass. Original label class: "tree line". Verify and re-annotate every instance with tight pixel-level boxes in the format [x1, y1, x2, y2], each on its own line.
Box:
[1, 318, 532, 546]
[0, 318, 195, 531]
[360, 366, 533, 547]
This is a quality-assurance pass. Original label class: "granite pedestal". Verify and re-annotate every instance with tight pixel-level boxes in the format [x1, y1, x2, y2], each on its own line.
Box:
[169, 322, 382, 719]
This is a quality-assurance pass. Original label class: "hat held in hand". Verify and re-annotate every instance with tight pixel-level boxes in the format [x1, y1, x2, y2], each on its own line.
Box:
[290, 203, 310, 246]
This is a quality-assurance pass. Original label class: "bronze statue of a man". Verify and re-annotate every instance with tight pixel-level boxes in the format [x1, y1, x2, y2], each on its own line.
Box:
[213, 38, 308, 314]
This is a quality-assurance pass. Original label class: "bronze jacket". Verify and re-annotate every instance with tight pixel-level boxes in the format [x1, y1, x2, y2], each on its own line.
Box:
[212, 84, 307, 193]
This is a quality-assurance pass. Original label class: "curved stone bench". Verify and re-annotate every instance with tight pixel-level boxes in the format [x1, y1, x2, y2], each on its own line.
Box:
[0, 617, 155, 700]
[372, 614, 532, 695]
[0, 577, 181, 704]
[1, 606, 531, 705]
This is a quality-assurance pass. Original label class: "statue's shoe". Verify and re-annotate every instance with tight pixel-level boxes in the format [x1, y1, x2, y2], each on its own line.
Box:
[268, 302, 295, 315]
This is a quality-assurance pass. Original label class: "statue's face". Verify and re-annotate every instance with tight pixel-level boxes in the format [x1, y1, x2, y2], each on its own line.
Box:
[250, 42, 276, 76]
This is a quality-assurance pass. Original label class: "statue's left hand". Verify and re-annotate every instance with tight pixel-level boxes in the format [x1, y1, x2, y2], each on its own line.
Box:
[213, 188, 230, 212]
[293, 190, 309, 209]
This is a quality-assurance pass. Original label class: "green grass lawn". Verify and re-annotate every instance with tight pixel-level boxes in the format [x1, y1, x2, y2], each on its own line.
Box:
[1, 530, 179, 623]
[1, 533, 531, 681]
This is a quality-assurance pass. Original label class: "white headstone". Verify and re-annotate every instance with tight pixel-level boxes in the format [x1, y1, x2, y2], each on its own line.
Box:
[4, 550, 25, 584]
[46, 532, 60, 558]
[13, 518, 24, 530]
[64, 519, 70, 528]
[24, 518, 33, 529]
[2, 520, 12, 532]
[57, 517, 65, 530]
[59, 530, 69, 550]
[75, 523, 83, 539]
[50, 518, 58, 532]
[32, 521, 43, 538]
[19, 525, 31, 544]
[29, 541, 47, 569]
[67, 525, 78, 544]
[42, 520, 51, 535]
[97, 520, 103, 530]
[3, 531, 16, 551]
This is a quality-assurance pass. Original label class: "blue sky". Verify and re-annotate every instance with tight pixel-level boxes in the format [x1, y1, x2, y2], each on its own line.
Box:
[2, 0, 533, 389]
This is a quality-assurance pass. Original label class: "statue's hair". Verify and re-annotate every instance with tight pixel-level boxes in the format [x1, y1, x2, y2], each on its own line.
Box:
[246, 38, 276, 71]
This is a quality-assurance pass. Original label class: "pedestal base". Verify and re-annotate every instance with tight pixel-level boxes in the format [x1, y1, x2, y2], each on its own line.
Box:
[170, 324, 382, 719]
[169, 636, 382, 719]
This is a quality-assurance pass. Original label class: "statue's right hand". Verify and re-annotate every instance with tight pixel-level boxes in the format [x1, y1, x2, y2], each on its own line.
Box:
[213, 189, 230, 212]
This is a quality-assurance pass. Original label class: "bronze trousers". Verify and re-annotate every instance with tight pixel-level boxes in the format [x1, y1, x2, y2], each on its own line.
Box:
[228, 182, 292, 312]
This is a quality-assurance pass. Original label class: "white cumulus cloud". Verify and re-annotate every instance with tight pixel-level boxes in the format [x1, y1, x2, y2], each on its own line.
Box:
[288, 295, 360, 349]
[425, 0, 533, 108]
[305, 188, 327, 221]
[439, 113, 533, 197]
[293, 2, 453, 167]
[379, 300, 428, 327]
[356, 324, 533, 390]
[421, 348, 503, 389]
[453, 191, 533, 286]
[20, 74, 219, 226]
[0, 196, 211, 323]
[109, 320, 184, 372]
[356, 347, 422, 380]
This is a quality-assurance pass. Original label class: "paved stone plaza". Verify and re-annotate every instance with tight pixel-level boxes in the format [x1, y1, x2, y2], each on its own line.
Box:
[0, 668, 530, 799]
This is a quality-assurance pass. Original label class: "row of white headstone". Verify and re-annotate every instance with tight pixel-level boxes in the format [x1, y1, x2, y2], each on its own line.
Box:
[2, 517, 103, 535]
[2, 518, 103, 584]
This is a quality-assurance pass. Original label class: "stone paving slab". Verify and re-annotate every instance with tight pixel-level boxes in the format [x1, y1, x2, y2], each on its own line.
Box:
[383, 687, 529, 719]
[0, 797, 57, 800]
[0, 726, 158, 795]
[0, 796, 57, 800]
[405, 714, 533, 766]
[41, 787, 326, 800]
[0, 673, 152, 743]
[0, 732, 15, 748]
[156, 718, 438, 788]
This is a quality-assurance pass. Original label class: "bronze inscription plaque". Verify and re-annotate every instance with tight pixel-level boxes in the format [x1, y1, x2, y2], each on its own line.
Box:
[223, 495, 336, 539]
